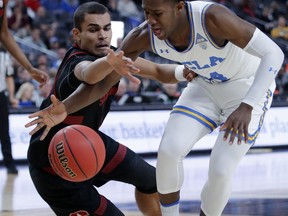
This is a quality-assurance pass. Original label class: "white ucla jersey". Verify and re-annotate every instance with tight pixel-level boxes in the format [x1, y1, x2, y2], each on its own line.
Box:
[149, 1, 261, 83]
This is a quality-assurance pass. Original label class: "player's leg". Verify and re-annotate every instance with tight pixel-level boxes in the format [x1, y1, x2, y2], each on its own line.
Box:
[157, 79, 219, 216]
[200, 131, 252, 216]
[200, 81, 275, 216]
[135, 189, 160, 216]
[29, 165, 125, 216]
[95, 131, 161, 216]
[157, 113, 210, 215]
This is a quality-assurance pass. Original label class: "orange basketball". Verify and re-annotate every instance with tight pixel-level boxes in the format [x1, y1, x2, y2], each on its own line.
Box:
[48, 125, 106, 182]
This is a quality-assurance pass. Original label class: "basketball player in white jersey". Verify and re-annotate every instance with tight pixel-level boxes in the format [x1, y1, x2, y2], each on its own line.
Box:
[25, 0, 284, 215]
[118, 1, 284, 215]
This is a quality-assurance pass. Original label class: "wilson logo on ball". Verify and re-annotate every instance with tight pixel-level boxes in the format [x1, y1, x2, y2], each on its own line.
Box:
[55, 142, 77, 178]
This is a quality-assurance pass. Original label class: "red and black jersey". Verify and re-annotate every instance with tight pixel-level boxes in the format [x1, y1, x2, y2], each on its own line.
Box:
[46, 45, 118, 130]
[28, 45, 119, 167]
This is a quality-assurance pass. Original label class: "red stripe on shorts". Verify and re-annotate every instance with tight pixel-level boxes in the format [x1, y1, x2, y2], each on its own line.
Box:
[101, 144, 127, 174]
[94, 195, 107, 215]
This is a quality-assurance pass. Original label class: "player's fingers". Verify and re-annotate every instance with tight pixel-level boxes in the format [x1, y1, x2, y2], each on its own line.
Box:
[220, 122, 231, 142]
[107, 48, 114, 54]
[122, 56, 133, 63]
[128, 65, 140, 73]
[25, 117, 42, 127]
[127, 74, 141, 85]
[229, 125, 238, 144]
[28, 110, 43, 119]
[237, 122, 244, 145]
[244, 124, 249, 143]
[185, 73, 194, 82]
[116, 50, 124, 59]
[50, 94, 60, 105]
[40, 127, 51, 141]
[29, 125, 41, 136]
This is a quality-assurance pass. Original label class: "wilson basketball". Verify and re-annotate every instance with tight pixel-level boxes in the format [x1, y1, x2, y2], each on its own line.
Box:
[48, 125, 106, 182]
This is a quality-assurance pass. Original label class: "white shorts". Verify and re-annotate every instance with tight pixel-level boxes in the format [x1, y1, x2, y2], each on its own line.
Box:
[173, 76, 275, 144]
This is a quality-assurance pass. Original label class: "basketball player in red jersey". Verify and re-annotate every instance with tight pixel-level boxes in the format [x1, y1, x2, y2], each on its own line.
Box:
[0, 0, 48, 174]
[27, 2, 161, 215]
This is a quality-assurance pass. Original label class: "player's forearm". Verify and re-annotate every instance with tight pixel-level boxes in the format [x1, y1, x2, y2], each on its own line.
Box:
[80, 57, 113, 84]
[242, 28, 284, 108]
[135, 57, 178, 83]
[63, 72, 121, 114]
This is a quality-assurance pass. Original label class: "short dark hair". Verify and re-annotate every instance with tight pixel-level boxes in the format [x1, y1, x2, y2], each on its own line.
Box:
[73, 2, 110, 30]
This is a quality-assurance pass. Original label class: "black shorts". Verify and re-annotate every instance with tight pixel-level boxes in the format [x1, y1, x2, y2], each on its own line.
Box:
[29, 131, 156, 216]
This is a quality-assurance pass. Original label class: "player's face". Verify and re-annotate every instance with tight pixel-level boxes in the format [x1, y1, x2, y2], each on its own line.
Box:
[142, 0, 181, 40]
[73, 13, 112, 57]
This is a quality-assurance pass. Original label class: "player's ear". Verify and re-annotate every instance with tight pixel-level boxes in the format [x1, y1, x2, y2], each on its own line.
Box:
[72, 28, 80, 41]
[176, 1, 185, 12]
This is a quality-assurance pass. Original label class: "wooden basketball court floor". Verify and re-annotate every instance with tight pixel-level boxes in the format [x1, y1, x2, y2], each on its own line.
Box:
[1, 148, 288, 216]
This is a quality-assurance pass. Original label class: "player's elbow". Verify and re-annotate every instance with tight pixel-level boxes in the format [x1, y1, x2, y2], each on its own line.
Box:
[84, 78, 98, 85]
[278, 47, 285, 64]
[272, 45, 285, 68]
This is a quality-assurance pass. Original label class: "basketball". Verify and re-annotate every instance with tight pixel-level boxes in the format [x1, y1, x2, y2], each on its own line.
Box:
[48, 125, 106, 182]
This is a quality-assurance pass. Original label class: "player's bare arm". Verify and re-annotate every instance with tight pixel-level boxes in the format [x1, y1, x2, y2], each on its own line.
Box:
[75, 49, 139, 84]
[120, 22, 197, 83]
[25, 72, 121, 140]
[209, 4, 284, 144]
[114, 21, 151, 82]
[205, 4, 255, 48]
[0, 6, 49, 87]
[119, 21, 151, 60]
[65, 72, 121, 114]
[135, 57, 196, 83]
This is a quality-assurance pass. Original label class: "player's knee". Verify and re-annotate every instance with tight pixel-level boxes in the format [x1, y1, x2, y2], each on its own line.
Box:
[209, 163, 233, 184]
[158, 140, 184, 162]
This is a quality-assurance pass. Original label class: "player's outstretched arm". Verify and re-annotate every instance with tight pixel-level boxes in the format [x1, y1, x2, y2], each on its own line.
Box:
[75, 49, 140, 85]
[25, 72, 121, 140]
[135, 57, 197, 83]
[25, 95, 67, 140]
[107, 49, 141, 84]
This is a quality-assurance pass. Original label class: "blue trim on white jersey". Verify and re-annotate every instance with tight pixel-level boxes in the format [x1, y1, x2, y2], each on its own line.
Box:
[149, 26, 158, 55]
[163, 2, 195, 53]
[201, 4, 225, 49]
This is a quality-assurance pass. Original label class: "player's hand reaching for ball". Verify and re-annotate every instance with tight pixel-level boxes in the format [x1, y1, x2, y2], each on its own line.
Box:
[220, 103, 253, 144]
[106, 49, 141, 84]
[25, 95, 67, 140]
[183, 67, 197, 82]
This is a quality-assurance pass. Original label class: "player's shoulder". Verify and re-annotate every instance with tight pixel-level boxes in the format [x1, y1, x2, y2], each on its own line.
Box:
[120, 21, 150, 54]
[128, 21, 149, 40]
[205, 2, 233, 20]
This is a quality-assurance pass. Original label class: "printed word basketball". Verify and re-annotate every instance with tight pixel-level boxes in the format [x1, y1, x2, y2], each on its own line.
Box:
[48, 125, 106, 182]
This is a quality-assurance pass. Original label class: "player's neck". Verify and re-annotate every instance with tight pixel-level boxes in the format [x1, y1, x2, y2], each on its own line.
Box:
[168, 11, 190, 51]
